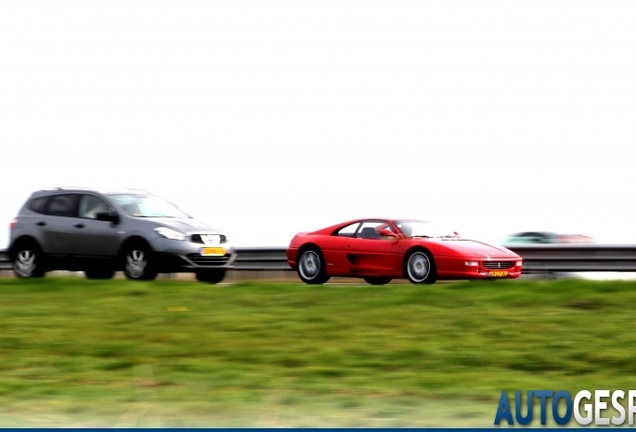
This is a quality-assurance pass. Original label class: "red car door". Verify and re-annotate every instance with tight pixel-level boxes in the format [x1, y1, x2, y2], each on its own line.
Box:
[343, 222, 400, 276]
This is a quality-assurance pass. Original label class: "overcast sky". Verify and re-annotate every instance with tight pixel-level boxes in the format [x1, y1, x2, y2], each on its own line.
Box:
[1, 1, 635, 248]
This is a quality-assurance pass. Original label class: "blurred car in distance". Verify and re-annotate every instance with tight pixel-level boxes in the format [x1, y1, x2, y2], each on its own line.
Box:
[501, 231, 594, 245]
[8, 187, 236, 282]
[287, 218, 523, 285]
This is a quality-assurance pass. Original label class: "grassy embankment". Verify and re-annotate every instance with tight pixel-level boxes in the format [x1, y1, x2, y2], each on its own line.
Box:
[1, 277, 635, 426]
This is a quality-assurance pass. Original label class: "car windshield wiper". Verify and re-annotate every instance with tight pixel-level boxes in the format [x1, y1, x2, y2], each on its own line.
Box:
[412, 235, 431, 238]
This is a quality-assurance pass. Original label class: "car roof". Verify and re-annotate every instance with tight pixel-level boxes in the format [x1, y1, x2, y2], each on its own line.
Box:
[33, 187, 154, 196]
[309, 218, 431, 234]
[339, 218, 429, 225]
[507, 231, 558, 238]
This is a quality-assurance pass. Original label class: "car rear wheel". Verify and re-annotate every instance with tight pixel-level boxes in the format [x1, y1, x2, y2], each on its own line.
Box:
[122, 242, 157, 281]
[404, 250, 437, 284]
[12, 241, 46, 278]
[297, 247, 330, 284]
[364, 277, 392, 285]
[196, 269, 226, 284]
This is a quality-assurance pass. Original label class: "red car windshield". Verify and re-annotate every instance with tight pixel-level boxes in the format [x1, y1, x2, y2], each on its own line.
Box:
[395, 220, 458, 238]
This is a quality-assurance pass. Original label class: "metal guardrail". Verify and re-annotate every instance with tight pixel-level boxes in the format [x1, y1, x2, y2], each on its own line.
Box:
[0, 248, 293, 272]
[231, 248, 290, 270]
[1, 245, 636, 274]
[230, 245, 636, 273]
[235, 245, 636, 273]
[507, 244, 636, 273]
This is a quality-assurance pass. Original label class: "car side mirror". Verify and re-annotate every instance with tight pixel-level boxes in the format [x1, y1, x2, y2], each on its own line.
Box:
[96, 211, 120, 224]
[379, 229, 398, 238]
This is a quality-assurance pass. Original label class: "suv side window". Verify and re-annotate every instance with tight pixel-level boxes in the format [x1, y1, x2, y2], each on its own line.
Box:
[44, 194, 79, 217]
[79, 194, 112, 219]
[28, 197, 49, 214]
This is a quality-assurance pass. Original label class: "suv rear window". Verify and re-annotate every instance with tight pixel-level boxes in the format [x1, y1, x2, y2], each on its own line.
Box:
[28, 197, 49, 214]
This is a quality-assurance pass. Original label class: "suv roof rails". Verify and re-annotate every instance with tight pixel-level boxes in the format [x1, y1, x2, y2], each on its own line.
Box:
[36, 187, 154, 194]
[38, 186, 97, 192]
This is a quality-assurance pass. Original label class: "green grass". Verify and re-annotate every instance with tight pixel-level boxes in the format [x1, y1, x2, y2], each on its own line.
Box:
[0, 277, 635, 426]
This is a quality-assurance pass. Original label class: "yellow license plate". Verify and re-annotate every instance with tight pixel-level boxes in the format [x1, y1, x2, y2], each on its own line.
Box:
[488, 270, 509, 277]
[201, 247, 225, 256]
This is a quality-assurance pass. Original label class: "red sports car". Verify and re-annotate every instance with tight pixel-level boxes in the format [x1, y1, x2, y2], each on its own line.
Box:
[287, 218, 523, 285]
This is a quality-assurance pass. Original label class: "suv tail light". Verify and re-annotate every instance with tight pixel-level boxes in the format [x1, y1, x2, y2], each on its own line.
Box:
[9, 218, 17, 230]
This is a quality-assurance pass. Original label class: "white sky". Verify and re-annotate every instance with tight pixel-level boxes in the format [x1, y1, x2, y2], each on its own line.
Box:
[1, 1, 635, 248]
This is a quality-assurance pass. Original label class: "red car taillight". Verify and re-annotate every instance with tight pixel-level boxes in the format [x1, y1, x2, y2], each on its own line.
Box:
[9, 218, 17, 230]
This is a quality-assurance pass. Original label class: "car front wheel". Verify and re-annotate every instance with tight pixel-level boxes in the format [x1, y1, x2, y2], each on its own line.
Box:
[404, 250, 437, 284]
[122, 242, 157, 281]
[297, 247, 330, 284]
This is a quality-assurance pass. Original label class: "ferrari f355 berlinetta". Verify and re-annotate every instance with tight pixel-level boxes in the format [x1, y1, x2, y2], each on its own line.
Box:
[287, 219, 523, 285]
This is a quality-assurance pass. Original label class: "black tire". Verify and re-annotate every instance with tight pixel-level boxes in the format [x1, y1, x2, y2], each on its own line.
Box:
[122, 241, 157, 281]
[12, 240, 46, 278]
[297, 246, 330, 284]
[85, 268, 115, 280]
[364, 277, 392, 285]
[196, 269, 226, 284]
[404, 250, 437, 284]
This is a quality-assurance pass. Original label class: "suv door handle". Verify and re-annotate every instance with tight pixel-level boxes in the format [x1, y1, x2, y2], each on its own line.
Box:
[36, 221, 46, 226]
[74, 223, 85, 229]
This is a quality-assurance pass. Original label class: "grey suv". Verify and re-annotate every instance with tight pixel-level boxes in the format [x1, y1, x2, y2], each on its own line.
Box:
[8, 188, 236, 283]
